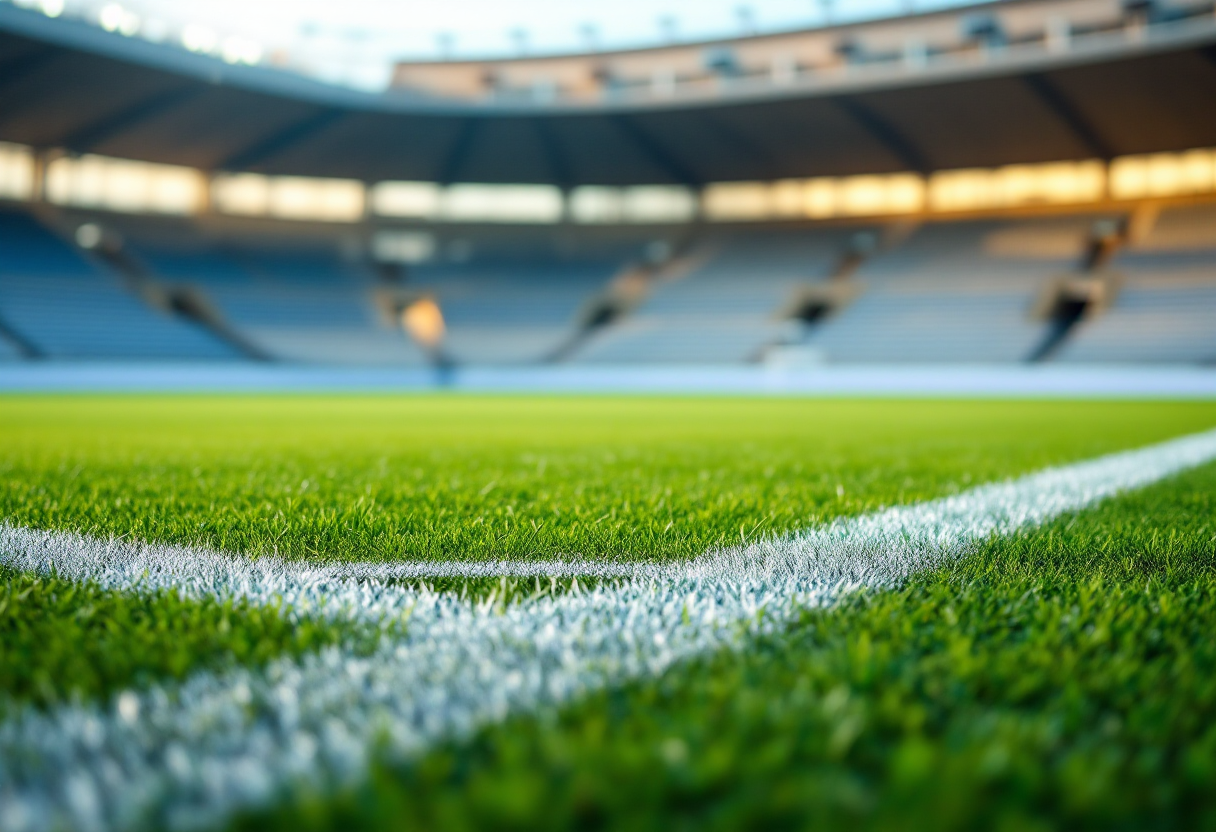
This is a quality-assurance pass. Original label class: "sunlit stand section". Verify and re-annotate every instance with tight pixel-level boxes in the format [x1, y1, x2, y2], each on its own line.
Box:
[2, 141, 1216, 367]
[0, 143, 35, 202]
[44, 154, 206, 216]
[4, 143, 1215, 227]
[211, 174, 365, 222]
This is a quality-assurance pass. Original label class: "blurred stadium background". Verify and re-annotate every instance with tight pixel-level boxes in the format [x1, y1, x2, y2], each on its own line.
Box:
[0, 0, 1214, 380]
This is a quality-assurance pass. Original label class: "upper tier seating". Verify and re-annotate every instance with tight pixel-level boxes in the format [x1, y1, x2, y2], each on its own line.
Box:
[572, 230, 852, 363]
[806, 217, 1105, 363]
[132, 238, 428, 365]
[4, 203, 1212, 366]
[1057, 205, 1216, 363]
[410, 255, 624, 364]
[131, 231, 623, 365]
[0, 212, 237, 360]
[0, 328, 24, 360]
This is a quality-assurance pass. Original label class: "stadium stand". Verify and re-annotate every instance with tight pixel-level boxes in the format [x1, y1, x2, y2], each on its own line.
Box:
[572, 230, 856, 364]
[0, 326, 26, 360]
[0, 211, 238, 359]
[410, 252, 626, 364]
[1057, 204, 1216, 363]
[804, 217, 1107, 364]
[0, 0, 1214, 368]
[119, 225, 631, 365]
[6, 203, 1211, 367]
[123, 232, 427, 365]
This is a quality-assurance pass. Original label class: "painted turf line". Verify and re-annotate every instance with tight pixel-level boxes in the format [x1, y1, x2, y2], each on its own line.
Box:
[0, 525, 662, 623]
[1, 427, 1215, 832]
[6, 427, 1216, 603]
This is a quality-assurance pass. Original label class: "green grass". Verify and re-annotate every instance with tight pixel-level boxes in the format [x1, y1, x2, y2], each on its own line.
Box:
[2, 395, 1215, 830]
[238, 460, 1216, 832]
[3, 396, 1214, 564]
[0, 565, 393, 714]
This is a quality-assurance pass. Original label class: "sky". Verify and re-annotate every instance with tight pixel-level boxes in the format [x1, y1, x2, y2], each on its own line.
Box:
[31, 0, 970, 89]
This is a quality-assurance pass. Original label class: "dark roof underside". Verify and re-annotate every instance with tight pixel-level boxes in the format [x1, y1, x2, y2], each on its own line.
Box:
[2, 10, 1215, 185]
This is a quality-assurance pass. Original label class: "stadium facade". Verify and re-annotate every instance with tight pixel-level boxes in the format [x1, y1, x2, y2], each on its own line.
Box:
[0, 0, 1214, 366]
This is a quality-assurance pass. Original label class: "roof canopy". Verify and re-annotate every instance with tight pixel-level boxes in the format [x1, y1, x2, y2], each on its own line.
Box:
[2, 3, 1215, 185]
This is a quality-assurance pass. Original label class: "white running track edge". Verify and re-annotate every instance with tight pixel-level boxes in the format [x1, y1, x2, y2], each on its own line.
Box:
[2, 427, 1216, 832]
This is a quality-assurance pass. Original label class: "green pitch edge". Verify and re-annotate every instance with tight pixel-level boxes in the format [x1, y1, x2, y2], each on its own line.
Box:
[2, 397, 1214, 564]
[242, 459, 1216, 832]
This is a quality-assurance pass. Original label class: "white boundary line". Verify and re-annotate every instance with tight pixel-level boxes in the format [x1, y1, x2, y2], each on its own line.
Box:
[2, 428, 1216, 832]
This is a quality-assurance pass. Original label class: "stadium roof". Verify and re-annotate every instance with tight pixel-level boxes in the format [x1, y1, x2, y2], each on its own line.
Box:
[2, 1, 1215, 185]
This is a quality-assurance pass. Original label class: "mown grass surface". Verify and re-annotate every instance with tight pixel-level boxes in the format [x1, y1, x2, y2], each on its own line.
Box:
[0, 568, 594, 713]
[0, 566, 392, 714]
[3, 396, 1214, 564]
[3, 396, 1214, 829]
[241, 462, 1216, 832]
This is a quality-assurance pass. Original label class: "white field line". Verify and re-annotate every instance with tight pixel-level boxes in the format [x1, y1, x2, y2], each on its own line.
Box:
[0, 526, 662, 615]
[1, 428, 1215, 832]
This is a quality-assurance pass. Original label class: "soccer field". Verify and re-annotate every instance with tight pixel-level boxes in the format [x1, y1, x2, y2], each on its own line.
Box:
[2, 396, 1216, 831]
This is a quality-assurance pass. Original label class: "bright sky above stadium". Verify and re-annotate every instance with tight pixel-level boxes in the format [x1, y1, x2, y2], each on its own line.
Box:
[47, 0, 975, 87]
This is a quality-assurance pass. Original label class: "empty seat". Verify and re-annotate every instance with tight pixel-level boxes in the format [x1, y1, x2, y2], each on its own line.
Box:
[0, 212, 237, 360]
[133, 237, 425, 364]
[809, 218, 1097, 363]
[1057, 205, 1216, 364]
[573, 229, 850, 364]
[412, 257, 623, 364]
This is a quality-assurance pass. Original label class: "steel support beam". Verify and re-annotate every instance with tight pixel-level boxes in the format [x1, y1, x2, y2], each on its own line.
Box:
[59, 85, 204, 154]
[832, 96, 931, 173]
[610, 115, 702, 186]
[436, 119, 480, 184]
[1022, 73, 1115, 160]
[531, 117, 575, 189]
[696, 111, 781, 180]
[0, 49, 61, 130]
[219, 108, 345, 172]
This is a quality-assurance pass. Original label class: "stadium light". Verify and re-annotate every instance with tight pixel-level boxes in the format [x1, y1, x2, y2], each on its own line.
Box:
[140, 16, 170, 43]
[99, 4, 123, 32]
[269, 177, 365, 222]
[37, 0, 63, 18]
[211, 173, 365, 222]
[372, 182, 442, 219]
[703, 174, 924, 222]
[1110, 149, 1216, 200]
[928, 161, 1106, 212]
[210, 173, 270, 216]
[439, 185, 563, 224]
[621, 186, 697, 223]
[837, 174, 924, 216]
[373, 182, 563, 223]
[569, 187, 625, 224]
[571, 186, 697, 224]
[181, 23, 219, 54]
[45, 155, 205, 215]
[702, 182, 773, 221]
[15, 139, 1216, 230]
[221, 37, 264, 65]
[803, 179, 837, 218]
[0, 143, 35, 202]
